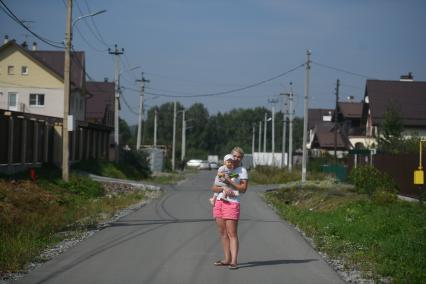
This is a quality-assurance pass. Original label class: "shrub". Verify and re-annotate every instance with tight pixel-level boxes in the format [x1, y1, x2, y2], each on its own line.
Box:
[349, 166, 398, 196]
[119, 149, 151, 179]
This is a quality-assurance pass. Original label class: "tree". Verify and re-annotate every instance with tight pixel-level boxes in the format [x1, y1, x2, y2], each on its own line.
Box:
[378, 103, 404, 153]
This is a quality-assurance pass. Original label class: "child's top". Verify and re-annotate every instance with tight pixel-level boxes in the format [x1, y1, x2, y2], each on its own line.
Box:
[215, 165, 241, 203]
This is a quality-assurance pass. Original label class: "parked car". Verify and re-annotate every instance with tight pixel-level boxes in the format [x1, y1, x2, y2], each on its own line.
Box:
[209, 162, 219, 169]
[198, 160, 211, 170]
[186, 159, 203, 167]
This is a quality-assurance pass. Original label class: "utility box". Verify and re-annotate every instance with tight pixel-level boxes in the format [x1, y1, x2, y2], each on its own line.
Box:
[414, 169, 424, 185]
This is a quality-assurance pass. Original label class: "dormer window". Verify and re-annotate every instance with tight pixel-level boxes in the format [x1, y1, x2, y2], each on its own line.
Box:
[21, 66, 29, 75]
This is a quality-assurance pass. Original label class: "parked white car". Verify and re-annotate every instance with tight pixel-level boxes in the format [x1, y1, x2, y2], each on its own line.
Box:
[186, 159, 203, 167]
[209, 162, 219, 169]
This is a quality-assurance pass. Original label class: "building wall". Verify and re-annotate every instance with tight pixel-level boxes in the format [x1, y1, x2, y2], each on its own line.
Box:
[0, 47, 63, 88]
[0, 46, 85, 120]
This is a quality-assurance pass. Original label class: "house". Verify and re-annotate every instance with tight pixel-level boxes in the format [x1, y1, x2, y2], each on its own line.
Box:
[86, 79, 115, 127]
[338, 101, 374, 149]
[0, 38, 86, 121]
[363, 75, 426, 139]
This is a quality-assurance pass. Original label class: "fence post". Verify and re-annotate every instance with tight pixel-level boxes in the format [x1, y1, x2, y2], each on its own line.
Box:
[8, 117, 14, 164]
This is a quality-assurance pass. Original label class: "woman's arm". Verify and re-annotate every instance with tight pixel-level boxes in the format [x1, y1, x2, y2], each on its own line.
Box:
[211, 184, 223, 193]
[224, 177, 248, 193]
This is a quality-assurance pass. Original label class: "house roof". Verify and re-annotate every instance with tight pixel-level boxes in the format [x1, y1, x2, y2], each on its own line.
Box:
[338, 102, 363, 118]
[0, 40, 85, 89]
[311, 122, 348, 149]
[86, 81, 115, 121]
[365, 79, 426, 126]
[308, 108, 334, 129]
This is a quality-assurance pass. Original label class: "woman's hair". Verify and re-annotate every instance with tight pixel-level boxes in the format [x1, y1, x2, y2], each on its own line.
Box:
[232, 146, 244, 157]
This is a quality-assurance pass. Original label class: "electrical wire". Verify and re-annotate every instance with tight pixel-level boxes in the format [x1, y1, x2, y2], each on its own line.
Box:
[0, 0, 64, 49]
[122, 64, 304, 98]
[83, 0, 111, 48]
[311, 61, 377, 79]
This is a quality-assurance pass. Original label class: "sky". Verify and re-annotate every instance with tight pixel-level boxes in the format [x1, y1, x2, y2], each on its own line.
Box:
[1, 0, 426, 125]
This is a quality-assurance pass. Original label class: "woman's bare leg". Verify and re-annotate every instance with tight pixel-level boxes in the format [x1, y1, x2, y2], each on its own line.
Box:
[225, 219, 239, 265]
[216, 218, 231, 263]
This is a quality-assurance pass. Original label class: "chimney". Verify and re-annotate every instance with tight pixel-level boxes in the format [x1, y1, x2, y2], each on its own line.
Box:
[32, 42, 37, 51]
[104, 77, 108, 82]
[21, 41, 28, 49]
[400, 72, 414, 82]
[3, 35, 9, 44]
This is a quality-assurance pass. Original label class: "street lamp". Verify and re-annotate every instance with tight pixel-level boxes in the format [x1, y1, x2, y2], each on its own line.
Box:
[62, 0, 106, 181]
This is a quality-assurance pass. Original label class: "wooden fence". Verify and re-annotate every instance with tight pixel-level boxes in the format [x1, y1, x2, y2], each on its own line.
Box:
[0, 109, 113, 174]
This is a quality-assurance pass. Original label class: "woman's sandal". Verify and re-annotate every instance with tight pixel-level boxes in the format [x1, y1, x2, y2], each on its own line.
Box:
[228, 264, 238, 270]
[214, 260, 229, 266]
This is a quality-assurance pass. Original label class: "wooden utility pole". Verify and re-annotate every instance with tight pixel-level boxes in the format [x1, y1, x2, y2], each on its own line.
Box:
[62, 0, 72, 181]
[302, 50, 311, 183]
[334, 79, 340, 163]
[181, 110, 186, 161]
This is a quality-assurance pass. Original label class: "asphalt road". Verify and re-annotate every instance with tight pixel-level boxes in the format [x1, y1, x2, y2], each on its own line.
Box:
[16, 171, 344, 284]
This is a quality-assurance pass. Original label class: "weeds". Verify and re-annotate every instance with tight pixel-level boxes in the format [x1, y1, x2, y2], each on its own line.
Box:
[265, 187, 426, 282]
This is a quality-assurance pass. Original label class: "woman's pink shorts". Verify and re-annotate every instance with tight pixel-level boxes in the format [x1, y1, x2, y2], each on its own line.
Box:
[213, 200, 240, 220]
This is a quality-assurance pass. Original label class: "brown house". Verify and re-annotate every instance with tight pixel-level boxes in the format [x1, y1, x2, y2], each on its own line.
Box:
[86, 80, 115, 127]
[364, 77, 426, 138]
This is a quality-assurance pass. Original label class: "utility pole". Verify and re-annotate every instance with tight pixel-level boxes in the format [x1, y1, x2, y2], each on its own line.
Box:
[153, 108, 158, 147]
[258, 121, 262, 152]
[280, 93, 289, 168]
[172, 101, 177, 171]
[269, 98, 278, 166]
[334, 79, 340, 164]
[108, 44, 124, 161]
[181, 110, 186, 161]
[263, 113, 267, 152]
[288, 84, 294, 172]
[252, 123, 255, 154]
[62, 0, 72, 181]
[302, 50, 311, 183]
[136, 73, 149, 151]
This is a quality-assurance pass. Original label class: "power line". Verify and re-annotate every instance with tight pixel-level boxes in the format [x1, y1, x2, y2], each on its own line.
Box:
[311, 61, 377, 79]
[83, 0, 111, 48]
[0, 0, 64, 48]
[123, 64, 304, 98]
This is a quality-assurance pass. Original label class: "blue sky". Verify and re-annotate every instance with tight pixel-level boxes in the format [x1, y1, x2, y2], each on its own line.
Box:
[1, 0, 425, 125]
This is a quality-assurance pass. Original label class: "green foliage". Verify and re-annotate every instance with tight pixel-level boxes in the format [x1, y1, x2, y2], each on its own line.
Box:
[251, 166, 301, 184]
[348, 166, 397, 196]
[142, 103, 304, 159]
[265, 188, 426, 283]
[119, 149, 151, 179]
[55, 175, 104, 198]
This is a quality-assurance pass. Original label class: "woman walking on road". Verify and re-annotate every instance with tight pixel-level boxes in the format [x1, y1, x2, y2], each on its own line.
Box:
[212, 146, 248, 270]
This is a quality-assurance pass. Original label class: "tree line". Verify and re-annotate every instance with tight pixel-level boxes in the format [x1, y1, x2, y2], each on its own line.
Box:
[120, 102, 304, 161]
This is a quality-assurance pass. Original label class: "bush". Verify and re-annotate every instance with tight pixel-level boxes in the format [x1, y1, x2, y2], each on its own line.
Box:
[119, 149, 151, 179]
[349, 166, 398, 196]
[55, 175, 104, 199]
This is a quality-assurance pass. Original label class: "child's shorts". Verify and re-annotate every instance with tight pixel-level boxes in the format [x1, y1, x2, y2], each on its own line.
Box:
[213, 199, 240, 220]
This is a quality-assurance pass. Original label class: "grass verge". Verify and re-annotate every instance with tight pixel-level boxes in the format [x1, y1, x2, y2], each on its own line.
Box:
[0, 166, 157, 274]
[264, 186, 426, 282]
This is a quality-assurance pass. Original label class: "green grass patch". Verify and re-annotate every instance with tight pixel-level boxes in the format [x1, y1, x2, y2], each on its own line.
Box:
[0, 170, 150, 273]
[265, 186, 426, 282]
[251, 166, 330, 184]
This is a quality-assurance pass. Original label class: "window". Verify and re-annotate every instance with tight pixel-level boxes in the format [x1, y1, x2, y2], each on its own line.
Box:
[21, 66, 29, 75]
[8, 65, 14, 75]
[29, 93, 45, 106]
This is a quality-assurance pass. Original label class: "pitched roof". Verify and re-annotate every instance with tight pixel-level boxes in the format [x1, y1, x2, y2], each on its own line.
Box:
[338, 102, 363, 118]
[308, 108, 334, 129]
[0, 40, 85, 89]
[86, 81, 115, 122]
[311, 122, 348, 149]
[365, 79, 426, 126]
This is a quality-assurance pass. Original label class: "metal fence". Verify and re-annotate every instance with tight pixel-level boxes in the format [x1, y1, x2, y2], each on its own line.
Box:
[347, 152, 423, 198]
[0, 109, 113, 174]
